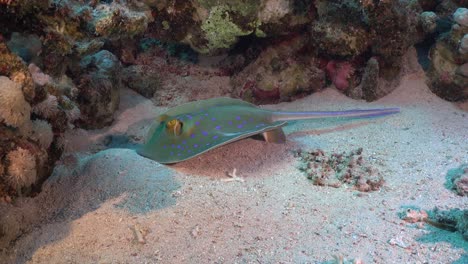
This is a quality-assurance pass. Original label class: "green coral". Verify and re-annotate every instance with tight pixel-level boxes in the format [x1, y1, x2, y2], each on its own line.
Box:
[200, 5, 254, 53]
[184, 1, 272, 54]
[198, 0, 260, 17]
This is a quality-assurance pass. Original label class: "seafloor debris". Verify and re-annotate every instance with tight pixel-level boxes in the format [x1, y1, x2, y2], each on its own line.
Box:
[426, 208, 468, 240]
[400, 208, 429, 223]
[222, 168, 245, 183]
[190, 224, 202, 238]
[445, 164, 468, 196]
[388, 236, 410, 249]
[130, 223, 149, 244]
[295, 148, 384, 192]
[332, 255, 364, 264]
[399, 207, 468, 241]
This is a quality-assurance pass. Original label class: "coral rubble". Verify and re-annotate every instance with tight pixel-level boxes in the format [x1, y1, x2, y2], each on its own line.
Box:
[295, 148, 385, 192]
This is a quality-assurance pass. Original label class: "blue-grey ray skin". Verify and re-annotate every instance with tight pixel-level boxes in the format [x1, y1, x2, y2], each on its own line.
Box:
[137, 97, 400, 164]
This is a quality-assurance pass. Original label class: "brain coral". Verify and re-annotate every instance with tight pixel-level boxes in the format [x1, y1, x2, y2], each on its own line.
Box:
[0, 76, 31, 128]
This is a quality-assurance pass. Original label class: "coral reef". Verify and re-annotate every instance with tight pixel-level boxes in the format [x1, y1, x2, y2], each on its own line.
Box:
[0, 75, 31, 128]
[148, 0, 312, 55]
[231, 35, 325, 103]
[76, 50, 122, 128]
[121, 65, 161, 98]
[359, 57, 382, 101]
[6, 33, 42, 64]
[426, 7, 468, 102]
[92, 3, 150, 39]
[0, 0, 467, 256]
[420, 11, 439, 35]
[295, 148, 384, 192]
[310, 0, 371, 58]
[228, 0, 425, 103]
[30, 119, 54, 150]
[325, 60, 355, 91]
[0, 0, 466, 201]
[5, 147, 37, 191]
[199, 5, 255, 54]
[0, 37, 64, 199]
[0, 42, 36, 102]
[366, 1, 420, 70]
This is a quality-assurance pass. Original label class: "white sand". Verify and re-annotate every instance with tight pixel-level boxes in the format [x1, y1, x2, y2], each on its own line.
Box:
[1, 53, 467, 263]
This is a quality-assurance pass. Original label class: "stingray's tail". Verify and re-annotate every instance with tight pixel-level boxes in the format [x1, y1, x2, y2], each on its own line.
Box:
[271, 108, 400, 122]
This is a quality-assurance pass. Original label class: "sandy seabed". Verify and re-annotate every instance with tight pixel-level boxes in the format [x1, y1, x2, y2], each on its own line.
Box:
[1, 54, 467, 264]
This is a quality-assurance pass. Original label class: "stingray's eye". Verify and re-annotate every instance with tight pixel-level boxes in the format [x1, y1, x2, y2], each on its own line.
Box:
[166, 119, 183, 136]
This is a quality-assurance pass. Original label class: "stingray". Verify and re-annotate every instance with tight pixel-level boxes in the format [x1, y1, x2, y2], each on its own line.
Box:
[137, 97, 399, 164]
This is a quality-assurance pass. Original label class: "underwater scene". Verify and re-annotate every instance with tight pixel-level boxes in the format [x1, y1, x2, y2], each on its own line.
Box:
[0, 0, 467, 263]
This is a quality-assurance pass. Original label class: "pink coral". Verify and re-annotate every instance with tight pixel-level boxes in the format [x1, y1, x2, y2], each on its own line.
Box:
[0, 0, 14, 6]
[325, 60, 355, 91]
[28, 64, 51, 86]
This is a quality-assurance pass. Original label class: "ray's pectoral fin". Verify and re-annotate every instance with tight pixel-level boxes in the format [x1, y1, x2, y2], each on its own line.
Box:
[262, 128, 286, 144]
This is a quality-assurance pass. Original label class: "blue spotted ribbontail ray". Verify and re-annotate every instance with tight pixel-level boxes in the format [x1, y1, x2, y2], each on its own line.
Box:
[137, 97, 399, 164]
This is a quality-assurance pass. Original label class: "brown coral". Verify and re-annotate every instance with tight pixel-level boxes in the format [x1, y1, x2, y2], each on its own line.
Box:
[0, 75, 31, 128]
